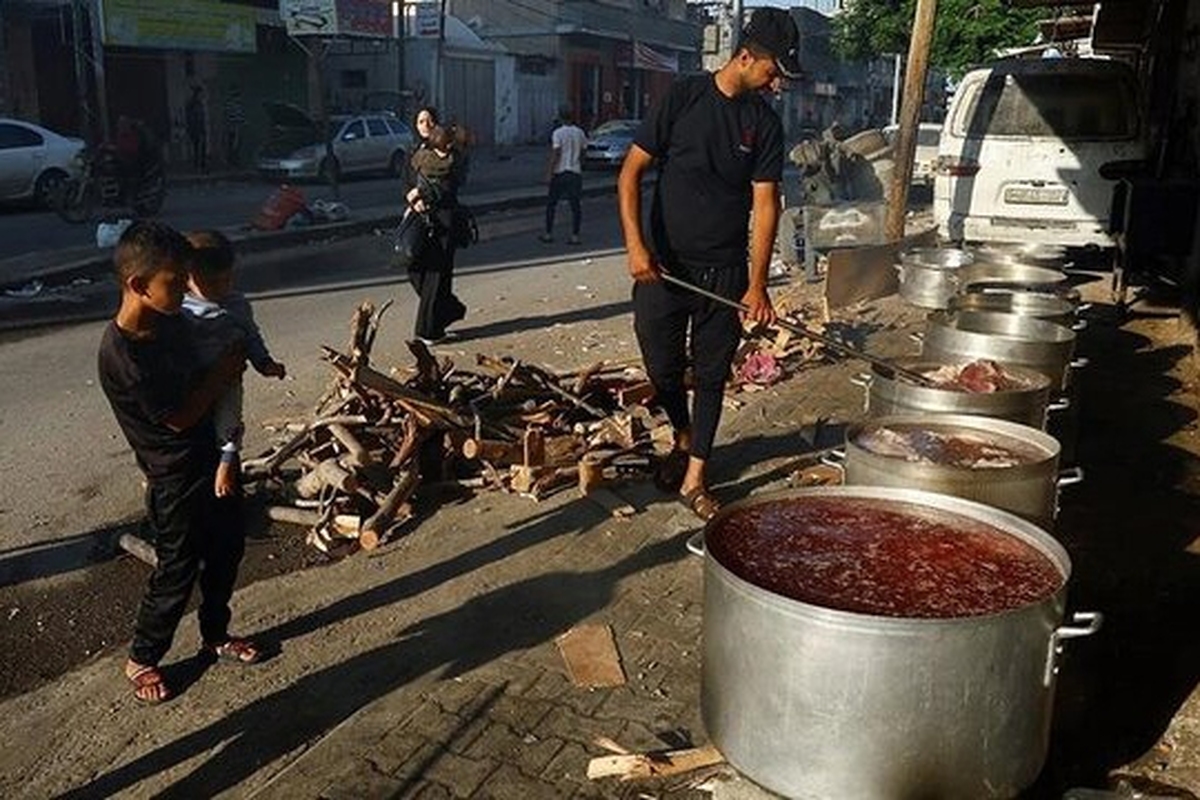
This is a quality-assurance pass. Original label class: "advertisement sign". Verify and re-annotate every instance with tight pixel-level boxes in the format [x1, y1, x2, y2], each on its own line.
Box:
[411, 2, 443, 38]
[102, 0, 257, 52]
[280, 0, 338, 35]
[281, 0, 393, 38]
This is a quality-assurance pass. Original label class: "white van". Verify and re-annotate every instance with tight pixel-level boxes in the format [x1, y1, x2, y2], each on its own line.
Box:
[934, 58, 1144, 248]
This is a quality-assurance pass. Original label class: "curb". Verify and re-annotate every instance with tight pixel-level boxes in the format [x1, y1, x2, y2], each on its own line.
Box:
[0, 181, 618, 294]
[0, 182, 621, 333]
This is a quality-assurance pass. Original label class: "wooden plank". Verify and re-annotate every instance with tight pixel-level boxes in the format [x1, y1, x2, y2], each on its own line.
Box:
[585, 744, 725, 781]
[556, 624, 626, 688]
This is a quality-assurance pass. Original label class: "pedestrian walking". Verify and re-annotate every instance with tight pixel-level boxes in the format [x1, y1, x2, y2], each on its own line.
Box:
[185, 86, 207, 172]
[97, 221, 262, 705]
[616, 7, 800, 521]
[404, 122, 467, 344]
[182, 230, 287, 498]
[539, 108, 587, 244]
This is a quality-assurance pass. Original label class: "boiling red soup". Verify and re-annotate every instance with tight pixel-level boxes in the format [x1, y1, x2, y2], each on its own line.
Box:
[707, 496, 1063, 618]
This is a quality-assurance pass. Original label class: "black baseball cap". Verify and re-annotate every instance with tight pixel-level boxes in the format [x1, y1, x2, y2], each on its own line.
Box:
[741, 7, 802, 80]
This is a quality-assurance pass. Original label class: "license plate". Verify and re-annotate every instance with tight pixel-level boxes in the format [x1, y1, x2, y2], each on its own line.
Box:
[1004, 186, 1069, 205]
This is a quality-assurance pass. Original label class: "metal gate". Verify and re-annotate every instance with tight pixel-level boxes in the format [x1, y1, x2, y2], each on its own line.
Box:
[443, 57, 494, 146]
[517, 72, 558, 144]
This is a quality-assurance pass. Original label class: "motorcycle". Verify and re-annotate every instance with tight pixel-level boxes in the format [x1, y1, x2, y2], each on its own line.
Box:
[53, 146, 167, 224]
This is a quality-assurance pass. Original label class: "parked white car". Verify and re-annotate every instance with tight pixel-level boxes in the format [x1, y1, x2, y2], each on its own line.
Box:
[256, 103, 415, 181]
[934, 58, 1144, 248]
[0, 118, 85, 207]
[883, 122, 941, 186]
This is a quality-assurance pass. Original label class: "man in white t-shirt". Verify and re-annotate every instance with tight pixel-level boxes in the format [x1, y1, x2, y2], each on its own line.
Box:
[539, 108, 588, 244]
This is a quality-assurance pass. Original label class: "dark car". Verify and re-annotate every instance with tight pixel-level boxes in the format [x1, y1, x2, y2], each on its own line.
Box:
[582, 119, 640, 170]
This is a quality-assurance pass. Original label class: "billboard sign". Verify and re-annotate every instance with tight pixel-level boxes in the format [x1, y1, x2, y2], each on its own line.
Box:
[102, 0, 257, 52]
[281, 0, 393, 38]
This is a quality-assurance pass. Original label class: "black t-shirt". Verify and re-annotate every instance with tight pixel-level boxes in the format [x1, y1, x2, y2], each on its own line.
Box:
[634, 73, 784, 271]
[98, 315, 215, 479]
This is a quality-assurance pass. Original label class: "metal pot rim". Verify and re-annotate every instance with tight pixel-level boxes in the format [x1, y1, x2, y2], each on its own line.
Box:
[846, 413, 1061, 473]
[870, 359, 1054, 394]
[700, 486, 1070, 624]
[930, 310, 1077, 345]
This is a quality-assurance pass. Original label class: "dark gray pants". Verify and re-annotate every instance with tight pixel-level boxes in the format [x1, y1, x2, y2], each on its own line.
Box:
[545, 171, 582, 236]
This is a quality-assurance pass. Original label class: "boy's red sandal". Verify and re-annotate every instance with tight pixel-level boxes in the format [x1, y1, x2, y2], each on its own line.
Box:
[127, 664, 171, 705]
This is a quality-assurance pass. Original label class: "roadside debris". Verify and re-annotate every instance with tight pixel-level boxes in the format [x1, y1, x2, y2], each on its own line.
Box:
[555, 624, 626, 688]
[586, 737, 725, 782]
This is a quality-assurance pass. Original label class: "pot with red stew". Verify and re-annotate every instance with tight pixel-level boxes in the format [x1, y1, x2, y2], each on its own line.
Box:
[692, 487, 1101, 799]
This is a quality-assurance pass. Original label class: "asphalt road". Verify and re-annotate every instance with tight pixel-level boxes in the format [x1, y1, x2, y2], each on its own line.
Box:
[0, 196, 628, 564]
[0, 146, 559, 263]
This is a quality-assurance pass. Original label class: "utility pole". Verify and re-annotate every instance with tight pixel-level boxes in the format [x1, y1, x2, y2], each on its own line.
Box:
[72, 0, 91, 138]
[433, 0, 446, 109]
[89, 0, 109, 140]
[884, 0, 937, 242]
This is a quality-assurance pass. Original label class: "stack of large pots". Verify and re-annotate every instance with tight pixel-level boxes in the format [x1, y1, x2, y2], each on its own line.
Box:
[691, 242, 1102, 798]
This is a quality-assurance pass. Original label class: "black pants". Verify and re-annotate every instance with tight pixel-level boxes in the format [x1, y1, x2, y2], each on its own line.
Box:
[633, 265, 747, 461]
[130, 460, 246, 666]
[545, 171, 582, 236]
[408, 233, 463, 340]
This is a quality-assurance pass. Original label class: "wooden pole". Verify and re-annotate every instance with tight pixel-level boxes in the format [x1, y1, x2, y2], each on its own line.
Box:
[884, 0, 938, 243]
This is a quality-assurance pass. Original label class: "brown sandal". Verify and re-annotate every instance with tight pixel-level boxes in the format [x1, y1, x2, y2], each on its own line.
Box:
[681, 486, 721, 522]
[204, 638, 262, 664]
[127, 664, 171, 705]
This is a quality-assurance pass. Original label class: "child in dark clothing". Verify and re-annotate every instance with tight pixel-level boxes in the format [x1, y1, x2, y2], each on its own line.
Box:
[97, 221, 261, 705]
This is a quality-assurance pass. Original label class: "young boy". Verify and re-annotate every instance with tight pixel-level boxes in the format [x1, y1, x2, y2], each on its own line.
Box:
[181, 230, 286, 497]
[97, 221, 261, 705]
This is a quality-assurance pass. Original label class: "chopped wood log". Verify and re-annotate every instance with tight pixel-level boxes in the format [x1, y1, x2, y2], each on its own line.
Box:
[348, 301, 375, 367]
[616, 380, 656, 407]
[578, 456, 605, 495]
[523, 427, 545, 467]
[586, 745, 724, 781]
[295, 458, 360, 499]
[556, 624, 625, 687]
[242, 412, 368, 477]
[359, 469, 420, 550]
[117, 533, 157, 568]
[462, 438, 524, 465]
[326, 423, 373, 468]
[267, 506, 362, 537]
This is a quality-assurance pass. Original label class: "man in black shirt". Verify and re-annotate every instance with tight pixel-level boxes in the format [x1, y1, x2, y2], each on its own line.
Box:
[617, 7, 799, 520]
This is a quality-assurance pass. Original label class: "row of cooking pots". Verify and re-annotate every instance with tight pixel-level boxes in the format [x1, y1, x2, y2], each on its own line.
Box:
[693, 247, 1101, 798]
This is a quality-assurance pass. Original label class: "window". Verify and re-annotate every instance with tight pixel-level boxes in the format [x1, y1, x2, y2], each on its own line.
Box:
[366, 117, 389, 137]
[0, 123, 43, 149]
[956, 71, 1138, 141]
[387, 119, 412, 137]
[342, 120, 366, 140]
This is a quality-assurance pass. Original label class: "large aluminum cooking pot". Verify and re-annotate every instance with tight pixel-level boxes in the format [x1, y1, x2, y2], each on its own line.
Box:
[958, 262, 1070, 294]
[833, 414, 1082, 529]
[896, 247, 974, 309]
[692, 487, 1102, 800]
[950, 290, 1086, 330]
[853, 358, 1059, 429]
[919, 310, 1083, 391]
[973, 243, 1070, 268]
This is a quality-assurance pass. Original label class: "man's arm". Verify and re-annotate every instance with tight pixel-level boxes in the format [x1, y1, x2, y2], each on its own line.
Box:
[617, 144, 659, 283]
[742, 181, 779, 324]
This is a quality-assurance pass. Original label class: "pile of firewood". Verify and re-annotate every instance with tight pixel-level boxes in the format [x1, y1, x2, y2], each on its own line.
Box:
[243, 301, 668, 553]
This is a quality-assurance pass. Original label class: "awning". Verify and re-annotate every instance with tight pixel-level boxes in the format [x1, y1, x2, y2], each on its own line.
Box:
[616, 42, 679, 74]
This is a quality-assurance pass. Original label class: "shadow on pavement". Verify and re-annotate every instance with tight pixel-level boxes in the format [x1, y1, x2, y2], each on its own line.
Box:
[1031, 309, 1200, 795]
[58, 526, 692, 799]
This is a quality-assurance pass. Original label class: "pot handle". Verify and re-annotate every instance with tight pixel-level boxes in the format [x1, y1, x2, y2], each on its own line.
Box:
[686, 531, 706, 558]
[1043, 611, 1104, 687]
[819, 448, 846, 470]
[1075, 302, 1094, 314]
[909, 332, 925, 345]
[849, 373, 873, 388]
[1047, 396, 1071, 414]
[1071, 319, 1088, 332]
[1057, 466, 1085, 488]
[1070, 356, 1090, 370]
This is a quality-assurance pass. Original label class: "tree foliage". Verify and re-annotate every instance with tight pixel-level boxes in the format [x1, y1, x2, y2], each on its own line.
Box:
[832, 0, 1043, 77]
